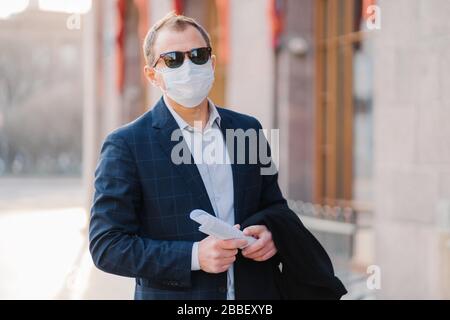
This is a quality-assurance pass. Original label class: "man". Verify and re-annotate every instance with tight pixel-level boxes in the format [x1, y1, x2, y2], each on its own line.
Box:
[89, 12, 345, 300]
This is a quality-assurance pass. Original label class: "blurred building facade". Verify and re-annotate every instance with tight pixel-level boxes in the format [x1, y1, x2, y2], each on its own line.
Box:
[82, 0, 450, 299]
[0, 2, 83, 176]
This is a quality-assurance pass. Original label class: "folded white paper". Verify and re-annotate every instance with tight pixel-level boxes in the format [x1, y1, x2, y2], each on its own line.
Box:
[190, 209, 256, 248]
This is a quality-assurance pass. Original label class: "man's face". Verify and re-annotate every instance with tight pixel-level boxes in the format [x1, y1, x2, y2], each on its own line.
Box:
[144, 25, 216, 90]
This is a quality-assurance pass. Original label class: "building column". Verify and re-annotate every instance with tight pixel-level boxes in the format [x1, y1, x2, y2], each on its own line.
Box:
[226, 0, 274, 130]
[83, 0, 122, 216]
[75, 0, 134, 299]
[148, 0, 173, 106]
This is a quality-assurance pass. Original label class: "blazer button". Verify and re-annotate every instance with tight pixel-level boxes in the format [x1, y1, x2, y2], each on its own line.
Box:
[218, 286, 227, 293]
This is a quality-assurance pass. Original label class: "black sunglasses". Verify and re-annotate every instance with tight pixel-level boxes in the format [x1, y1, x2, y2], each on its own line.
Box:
[153, 47, 212, 69]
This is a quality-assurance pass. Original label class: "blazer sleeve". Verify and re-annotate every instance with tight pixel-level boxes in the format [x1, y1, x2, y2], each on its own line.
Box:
[88, 132, 193, 288]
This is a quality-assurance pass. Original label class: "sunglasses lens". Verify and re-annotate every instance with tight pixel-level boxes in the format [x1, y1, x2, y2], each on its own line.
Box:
[190, 47, 211, 65]
[163, 52, 184, 69]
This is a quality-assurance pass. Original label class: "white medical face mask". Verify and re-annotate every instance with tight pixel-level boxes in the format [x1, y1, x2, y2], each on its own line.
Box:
[155, 59, 215, 108]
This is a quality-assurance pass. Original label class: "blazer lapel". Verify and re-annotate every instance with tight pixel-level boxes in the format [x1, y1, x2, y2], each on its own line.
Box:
[151, 98, 215, 216]
[218, 110, 245, 224]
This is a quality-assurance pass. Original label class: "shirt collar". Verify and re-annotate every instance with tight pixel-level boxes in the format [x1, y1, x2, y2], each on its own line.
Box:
[164, 95, 221, 132]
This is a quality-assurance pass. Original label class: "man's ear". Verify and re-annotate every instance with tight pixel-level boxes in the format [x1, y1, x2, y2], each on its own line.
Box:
[144, 65, 157, 86]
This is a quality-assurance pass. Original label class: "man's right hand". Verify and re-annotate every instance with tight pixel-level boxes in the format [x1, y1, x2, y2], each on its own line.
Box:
[198, 235, 247, 274]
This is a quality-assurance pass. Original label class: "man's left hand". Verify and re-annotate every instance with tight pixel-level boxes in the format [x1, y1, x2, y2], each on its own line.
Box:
[241, 225, 277, 262]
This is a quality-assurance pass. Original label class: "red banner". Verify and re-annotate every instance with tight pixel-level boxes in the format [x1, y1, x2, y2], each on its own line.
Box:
[216, 0, 230, 64]
[116, 0, 126, 93]
[268, 0, 285, 50]
[174, 0, 184, 14]
[362, 0, 377, 20]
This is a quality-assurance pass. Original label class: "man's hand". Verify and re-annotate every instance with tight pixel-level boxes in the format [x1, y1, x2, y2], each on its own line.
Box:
[241, 225, 277, 262]
[198, 231, 248, 273]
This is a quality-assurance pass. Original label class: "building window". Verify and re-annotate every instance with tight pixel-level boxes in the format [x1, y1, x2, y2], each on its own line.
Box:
[315, 0, 374, 211]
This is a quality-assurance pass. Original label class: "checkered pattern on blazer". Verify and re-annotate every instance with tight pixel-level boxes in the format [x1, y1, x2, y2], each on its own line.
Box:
[89, 97, 287, 300]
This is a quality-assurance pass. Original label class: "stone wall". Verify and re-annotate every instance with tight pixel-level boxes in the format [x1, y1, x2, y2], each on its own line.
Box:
[373, 0, 450, 299]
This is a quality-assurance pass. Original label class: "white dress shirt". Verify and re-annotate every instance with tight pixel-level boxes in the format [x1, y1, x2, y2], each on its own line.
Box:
[164, 96, 236, 300]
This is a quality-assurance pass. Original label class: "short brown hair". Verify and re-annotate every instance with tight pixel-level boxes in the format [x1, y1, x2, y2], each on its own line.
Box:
[143, 12, 211, 66]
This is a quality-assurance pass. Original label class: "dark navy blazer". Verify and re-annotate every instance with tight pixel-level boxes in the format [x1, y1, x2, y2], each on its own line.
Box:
[89, 97, 288, 299]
